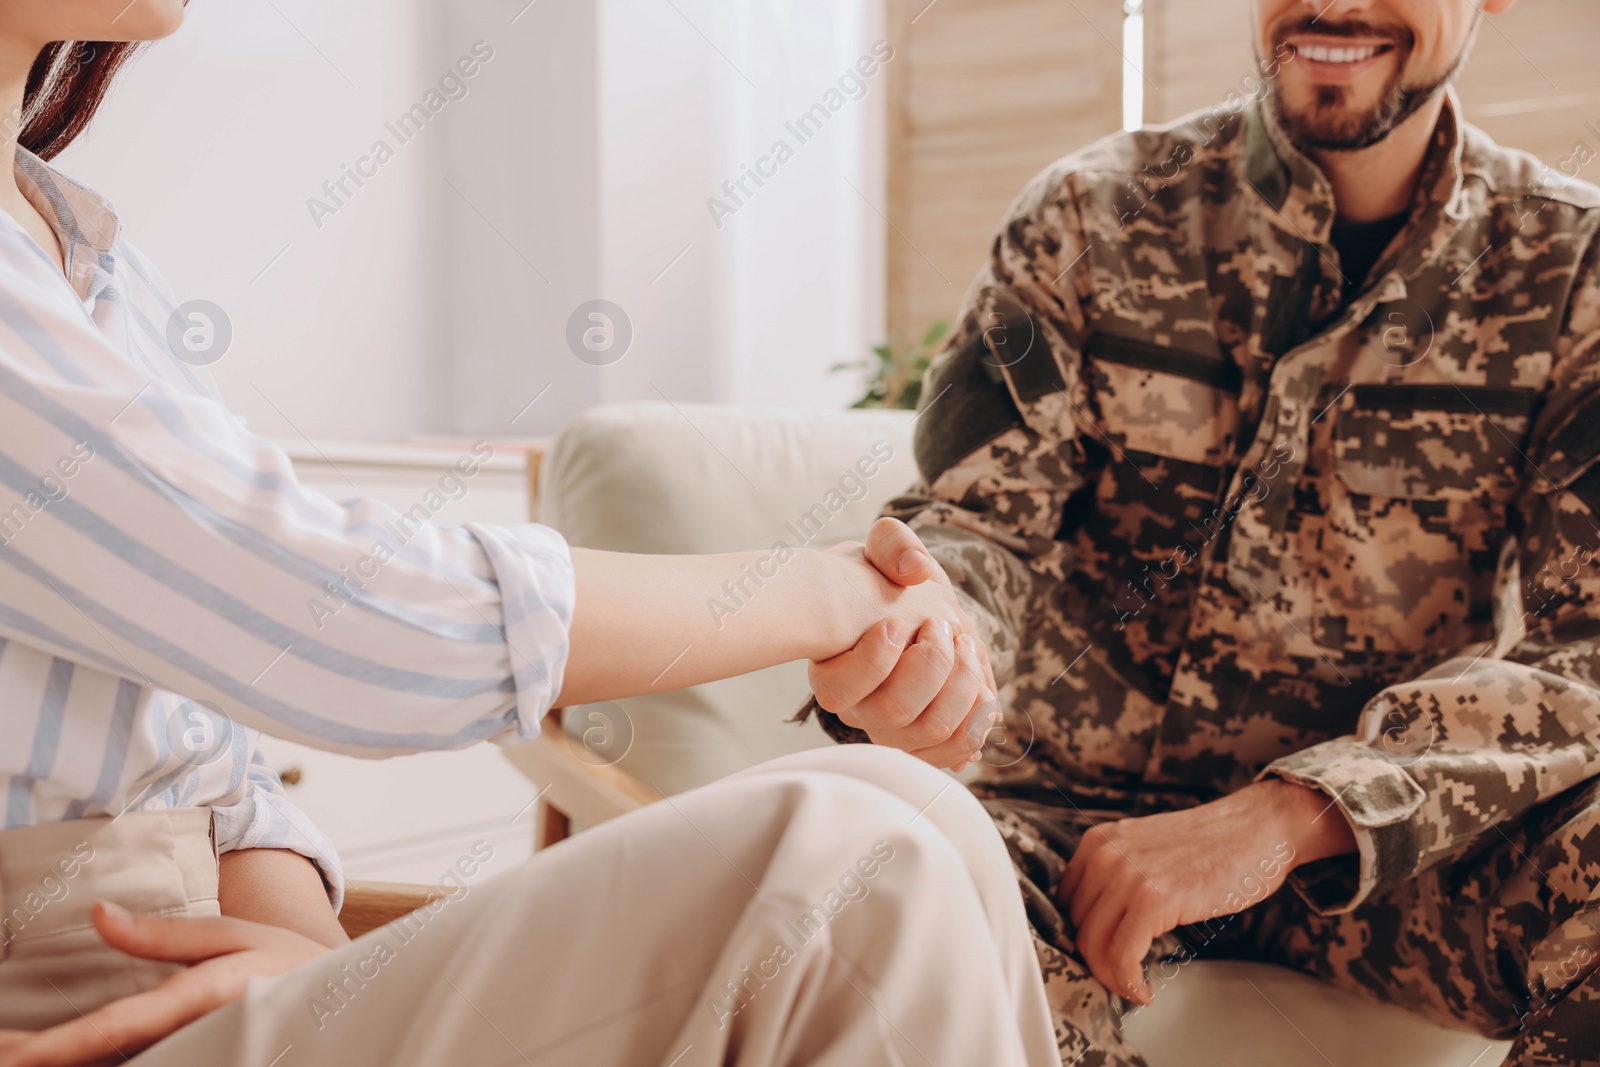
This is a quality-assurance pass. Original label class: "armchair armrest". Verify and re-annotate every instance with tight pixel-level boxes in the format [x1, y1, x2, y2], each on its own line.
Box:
[338, 880, 443, 939]
[499, 708, 662, 847]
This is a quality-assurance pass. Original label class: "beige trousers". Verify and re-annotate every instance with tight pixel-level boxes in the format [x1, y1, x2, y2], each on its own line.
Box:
[0, 807, 219, 1031]
[7, 747, 1061, 1066]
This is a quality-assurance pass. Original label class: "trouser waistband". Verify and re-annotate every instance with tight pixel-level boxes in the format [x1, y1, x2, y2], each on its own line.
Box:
[0, 808, 217, 962]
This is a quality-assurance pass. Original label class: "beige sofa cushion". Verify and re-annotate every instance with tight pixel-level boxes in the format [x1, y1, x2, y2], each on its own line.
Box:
[1121, 959, 1506, 1067]
[538, 401, 918, 794]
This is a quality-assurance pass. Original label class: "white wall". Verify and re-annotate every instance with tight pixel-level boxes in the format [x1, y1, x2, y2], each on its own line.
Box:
[56, 0, 885, 442]
[593, 0, 887, 415]
[59, 0, 451, 441]
[442, 0, 603, 436]
[446, 0, 887, 435]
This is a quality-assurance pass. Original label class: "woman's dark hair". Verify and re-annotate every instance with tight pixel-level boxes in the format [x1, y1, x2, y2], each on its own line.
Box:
[20, 41, 143, 160]
[20, 2, 189, 159]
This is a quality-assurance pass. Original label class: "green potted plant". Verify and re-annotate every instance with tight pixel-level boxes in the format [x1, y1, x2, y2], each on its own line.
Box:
[832, 320, 949, 410]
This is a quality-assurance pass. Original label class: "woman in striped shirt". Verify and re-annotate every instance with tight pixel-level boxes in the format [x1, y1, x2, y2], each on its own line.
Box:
[0, 3, 1056, 1066]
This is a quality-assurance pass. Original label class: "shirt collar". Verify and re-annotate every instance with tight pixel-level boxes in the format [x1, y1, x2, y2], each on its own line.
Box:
[14, 148, 122, 302]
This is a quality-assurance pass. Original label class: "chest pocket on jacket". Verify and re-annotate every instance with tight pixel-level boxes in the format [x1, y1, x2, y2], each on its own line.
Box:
[1084, 333, 1241, 468]
[1074, 333, 1244, 674]
[1312, 383, 1533, 654]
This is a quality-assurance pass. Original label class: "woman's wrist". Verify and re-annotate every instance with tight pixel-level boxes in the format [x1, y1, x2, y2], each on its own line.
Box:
[797, 549, 867, 659]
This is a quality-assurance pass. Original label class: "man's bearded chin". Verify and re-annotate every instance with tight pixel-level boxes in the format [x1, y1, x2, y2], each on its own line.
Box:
[1258, 27, 1464, 154]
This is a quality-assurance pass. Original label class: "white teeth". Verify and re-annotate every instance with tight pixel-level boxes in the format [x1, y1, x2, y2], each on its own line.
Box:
[1298, 43, 1381, 63]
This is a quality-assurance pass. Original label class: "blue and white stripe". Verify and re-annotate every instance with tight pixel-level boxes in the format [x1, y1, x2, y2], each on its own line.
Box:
[0, 152, 576, 909]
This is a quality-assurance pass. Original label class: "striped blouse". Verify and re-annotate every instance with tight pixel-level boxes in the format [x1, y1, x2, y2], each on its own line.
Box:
[0, 151, 576, 910]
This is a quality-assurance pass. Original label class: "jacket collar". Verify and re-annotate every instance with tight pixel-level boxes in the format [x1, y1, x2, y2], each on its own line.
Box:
[1243, 87, 1469, 245]
[1242, 87, 1473, 305]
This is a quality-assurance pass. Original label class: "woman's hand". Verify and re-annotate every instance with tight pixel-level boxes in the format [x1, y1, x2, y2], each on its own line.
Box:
[0, 904, 331, 1067]
[812, 518, 1002, 770]
[558, 521, 994, 708]
[820, 530, 963, 642]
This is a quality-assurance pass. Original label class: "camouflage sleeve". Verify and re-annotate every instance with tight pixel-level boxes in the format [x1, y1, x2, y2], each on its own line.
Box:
[799, 164, 1095, 743]
[1262, 233, 1600, 915]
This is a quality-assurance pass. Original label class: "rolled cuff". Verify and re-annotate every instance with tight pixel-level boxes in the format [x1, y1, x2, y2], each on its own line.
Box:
[1257, 738, 1427, 915]
[465, 523, 576, 745]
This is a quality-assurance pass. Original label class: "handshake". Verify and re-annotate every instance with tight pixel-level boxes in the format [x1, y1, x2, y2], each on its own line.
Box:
[811, 518, 1001, 772]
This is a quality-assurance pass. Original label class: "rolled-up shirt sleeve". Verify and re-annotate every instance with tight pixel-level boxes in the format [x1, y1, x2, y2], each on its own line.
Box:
[0, 260, 575, 758]
[461, 522, 575, 744]
[211, 751, 348, 911]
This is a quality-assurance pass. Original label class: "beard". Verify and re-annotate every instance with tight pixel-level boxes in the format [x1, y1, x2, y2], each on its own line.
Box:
[1269, 77, 1447, 153]
[1260, 16, 1467, 154]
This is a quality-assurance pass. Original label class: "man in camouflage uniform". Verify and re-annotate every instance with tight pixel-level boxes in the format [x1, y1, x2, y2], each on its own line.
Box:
[802, 0, 1600, 1063]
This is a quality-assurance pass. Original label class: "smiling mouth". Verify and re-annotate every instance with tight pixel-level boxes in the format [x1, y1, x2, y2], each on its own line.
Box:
[1291, 42, 1395, 64]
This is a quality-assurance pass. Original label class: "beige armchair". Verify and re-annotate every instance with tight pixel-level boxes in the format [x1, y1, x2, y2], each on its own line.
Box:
[501, 402, 915, 843]
[496, 400, 1512, 1067]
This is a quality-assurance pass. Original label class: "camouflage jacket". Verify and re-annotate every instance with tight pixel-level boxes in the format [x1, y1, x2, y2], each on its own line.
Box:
[809, 91, 1600, 915]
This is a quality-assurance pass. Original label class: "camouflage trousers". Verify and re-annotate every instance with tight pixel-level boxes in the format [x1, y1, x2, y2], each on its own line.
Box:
[975, 778, 1600, 1067]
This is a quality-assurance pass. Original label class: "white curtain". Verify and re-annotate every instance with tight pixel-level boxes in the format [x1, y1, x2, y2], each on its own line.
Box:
[598, 0, 886, 411]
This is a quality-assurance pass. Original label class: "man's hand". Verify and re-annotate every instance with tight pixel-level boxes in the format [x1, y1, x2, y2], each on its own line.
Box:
[811, 517, 1001, 771]
[1058, 779, 1358, 1005]
[0, 903, 331, 1067]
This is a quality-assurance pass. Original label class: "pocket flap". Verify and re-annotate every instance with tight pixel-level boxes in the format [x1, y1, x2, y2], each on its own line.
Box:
[1084, 333, 1241, 467]
[1332, 384, 1533, 500]
[1085, 333, 1243, 393]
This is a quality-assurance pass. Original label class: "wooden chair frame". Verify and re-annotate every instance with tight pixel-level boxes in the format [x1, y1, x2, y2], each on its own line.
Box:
[338, 880, 445, 939]
[499, 707, 661, 849]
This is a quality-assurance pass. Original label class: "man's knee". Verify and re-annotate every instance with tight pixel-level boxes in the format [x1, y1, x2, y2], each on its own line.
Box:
[1515, 783, 1600, 944]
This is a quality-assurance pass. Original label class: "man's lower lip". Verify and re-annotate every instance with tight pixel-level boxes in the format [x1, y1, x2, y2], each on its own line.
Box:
[1287, 45, 1395, 85]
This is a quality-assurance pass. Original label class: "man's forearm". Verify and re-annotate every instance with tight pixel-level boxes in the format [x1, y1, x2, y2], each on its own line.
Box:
[1253, 778, 1358, 867]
